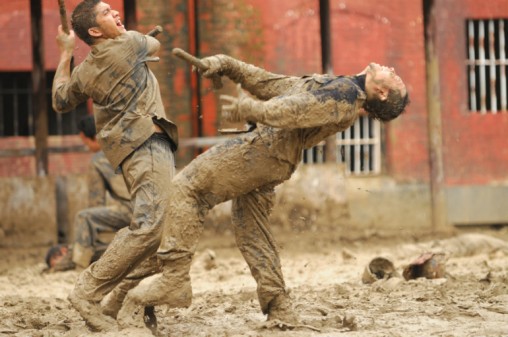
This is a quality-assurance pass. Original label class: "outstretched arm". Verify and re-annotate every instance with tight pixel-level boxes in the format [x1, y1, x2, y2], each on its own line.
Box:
[200, 54, 301, 100]
[221, 86, 359, 129]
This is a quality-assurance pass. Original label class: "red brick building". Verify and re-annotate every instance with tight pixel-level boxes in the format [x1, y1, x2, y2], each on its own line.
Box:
[1, 0, 508, 241]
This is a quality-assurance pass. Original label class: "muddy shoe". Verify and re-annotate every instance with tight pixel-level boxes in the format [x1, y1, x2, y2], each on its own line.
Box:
[144, 306, 157, 333]
[68, 289, 116, 332]
[102, 279, 141, 319]
[118, 274, 192, 330]
[267, 294, 299, 326]
[117, 295, 150, 330]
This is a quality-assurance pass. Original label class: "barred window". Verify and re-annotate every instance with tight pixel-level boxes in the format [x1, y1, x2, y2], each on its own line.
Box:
[466, 19, 508, 113]
[303, 116, 382, 175]
[0, 72, 87, 137]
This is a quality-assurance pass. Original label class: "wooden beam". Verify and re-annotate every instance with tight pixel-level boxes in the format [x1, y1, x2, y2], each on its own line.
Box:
[30, 0, 49, 176]
[319, 0, 337, 163]
[424, 0, 448, 231]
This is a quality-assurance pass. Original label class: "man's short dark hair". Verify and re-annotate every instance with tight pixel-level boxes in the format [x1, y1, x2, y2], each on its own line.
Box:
[78, 115, 97, 139]
[45, 244, 67, 267]
[71, 0, 101, 46]
[364, 90, 410, 122]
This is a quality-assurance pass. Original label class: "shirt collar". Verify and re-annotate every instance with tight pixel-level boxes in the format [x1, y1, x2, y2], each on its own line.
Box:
[352, 74, 366, 92]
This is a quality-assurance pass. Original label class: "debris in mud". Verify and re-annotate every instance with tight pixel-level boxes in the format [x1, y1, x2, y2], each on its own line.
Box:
[362, 257, 399, 284]
[403, 252, 446, 280]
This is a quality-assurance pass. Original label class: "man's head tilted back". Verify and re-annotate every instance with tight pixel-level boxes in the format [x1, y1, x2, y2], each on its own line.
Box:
[361, 63, 410, 122]
[71, 0, 126, 46]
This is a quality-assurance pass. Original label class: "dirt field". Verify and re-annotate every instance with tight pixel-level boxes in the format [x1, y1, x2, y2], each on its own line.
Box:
[0, 226, 507, 337]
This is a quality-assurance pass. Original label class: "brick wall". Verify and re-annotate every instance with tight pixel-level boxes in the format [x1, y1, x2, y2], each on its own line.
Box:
[433, 0, 508, 185]
[5, 0, 505, 186]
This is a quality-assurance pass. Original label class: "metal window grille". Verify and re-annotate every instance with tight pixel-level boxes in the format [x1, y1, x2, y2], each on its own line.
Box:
[466, 19, 508, 113]
[303, 116, 382, 175]
[0, 72, 86, 137]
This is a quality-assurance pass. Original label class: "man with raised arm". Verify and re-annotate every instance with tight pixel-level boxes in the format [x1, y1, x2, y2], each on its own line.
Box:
[116, 54, 409, 331]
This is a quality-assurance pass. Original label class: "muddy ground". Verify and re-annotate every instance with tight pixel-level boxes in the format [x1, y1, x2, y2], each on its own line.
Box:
[0, 225, 507, 337]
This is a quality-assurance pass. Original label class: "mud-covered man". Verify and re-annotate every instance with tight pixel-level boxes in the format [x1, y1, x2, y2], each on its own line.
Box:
[116, 55, 409, 330]
[52, 0, 178, 330]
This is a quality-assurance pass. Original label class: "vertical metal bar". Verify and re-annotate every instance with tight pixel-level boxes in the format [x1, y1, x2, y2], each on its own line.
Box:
[479, 21, 487, 114]
[374, 120, 381, 173]
[314, 145, 319, 163]
[305, 148, 312, 164]
[319, 0, 332, 75]
[344, 128, 351, 174]
[31, 0, 49, 176]
[489, 19, 497, 113]
[189, 0, 203, 155]
[500, 20, 507, 111]
[424, 0, 448, 230]
[13, 78, 19, 136]
[319, 0, 337, 163]
[362, 116, 369, 173]
[123, 0, 137, 30]
[28, 94, 33, 135]
[468, 20, 477, 111]
[353, 120, 360, 174]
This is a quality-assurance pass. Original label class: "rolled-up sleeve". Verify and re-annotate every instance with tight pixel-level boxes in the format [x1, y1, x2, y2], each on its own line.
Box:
[52, 68, 88, 113]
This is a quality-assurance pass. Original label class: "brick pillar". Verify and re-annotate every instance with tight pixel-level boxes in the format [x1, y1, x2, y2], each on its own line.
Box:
[137, 0, 194, 166]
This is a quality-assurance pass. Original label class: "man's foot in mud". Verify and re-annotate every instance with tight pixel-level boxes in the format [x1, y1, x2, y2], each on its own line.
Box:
[144, 306, 157, 334]
[68, 289, 116, 332]
[117, 295, 149, 330]
[267, 293, 299, 325]
[117, 274, 192, 331]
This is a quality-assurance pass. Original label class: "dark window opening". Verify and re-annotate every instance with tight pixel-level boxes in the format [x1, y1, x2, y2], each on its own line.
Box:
[0, 72, 87, 137]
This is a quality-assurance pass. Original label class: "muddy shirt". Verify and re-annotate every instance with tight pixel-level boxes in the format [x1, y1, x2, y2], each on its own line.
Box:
[248, 74, 365, 165]
[53, 31, 178, 169]
[218, 56, 365, 164]
[87, 151, 130, 209]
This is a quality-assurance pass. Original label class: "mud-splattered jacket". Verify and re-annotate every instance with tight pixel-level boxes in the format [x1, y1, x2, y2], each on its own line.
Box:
[52, 31, 178, 169]
[222, 57, 366, 164]
[88, 151, 131, 210]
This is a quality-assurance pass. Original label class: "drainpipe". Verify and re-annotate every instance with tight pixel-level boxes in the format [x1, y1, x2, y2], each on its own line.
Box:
[189, 0, 203, 153]
[319, 0, 337, 163]
[30, 0, 48, 176]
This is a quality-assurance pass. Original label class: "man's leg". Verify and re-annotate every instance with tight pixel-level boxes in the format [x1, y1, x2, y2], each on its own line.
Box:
[117, 132, 295, 328]
[101, 254, 159, 317]
[232, 186, 298, 324]
[101, 255, 160, 332]
[69, 136, 175, 331]
[117, 182, 205, 328]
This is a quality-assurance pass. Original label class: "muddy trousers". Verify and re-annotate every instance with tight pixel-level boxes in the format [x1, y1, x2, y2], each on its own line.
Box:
[232, 188, 285, 314]
[155, 186, 286, 313]
[156, 132, 295, 313]
[73, 135, 175, 301]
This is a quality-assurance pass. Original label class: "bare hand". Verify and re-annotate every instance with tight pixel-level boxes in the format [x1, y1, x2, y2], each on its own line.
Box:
[56, 25, 75, 56]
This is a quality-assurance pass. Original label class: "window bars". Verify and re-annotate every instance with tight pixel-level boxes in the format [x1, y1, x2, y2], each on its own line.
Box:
[466, 19, 508, 113]
[0, 72, 86, 137]
[303, 116, 382, 175]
